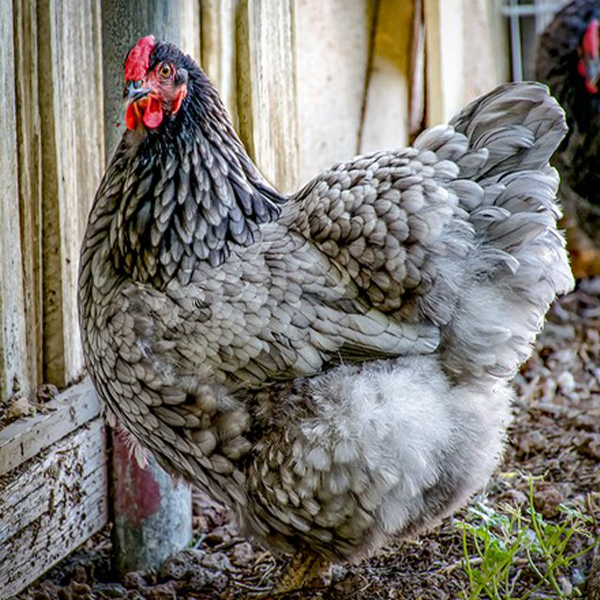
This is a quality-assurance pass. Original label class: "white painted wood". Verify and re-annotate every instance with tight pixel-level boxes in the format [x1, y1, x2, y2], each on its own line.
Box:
[14, 0, 44, 392]
[237, 0, 299, 193]
[38, 0, 105, 387]
[0, 0, 30, 403]
[181, 0, 202, 64]
[424, 0, 508, 126]
[424, 0, 465, 124]
[462, 0, 509, 103]
[360, 0, 416, 153]
[0, 378, 101, 477]
[294, 0, 375, 186]
[201, 0, 239, 124]
[0, 418, 108, 598]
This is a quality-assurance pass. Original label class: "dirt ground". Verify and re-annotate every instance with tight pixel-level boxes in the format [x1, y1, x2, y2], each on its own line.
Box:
[12, 279, 600, 600]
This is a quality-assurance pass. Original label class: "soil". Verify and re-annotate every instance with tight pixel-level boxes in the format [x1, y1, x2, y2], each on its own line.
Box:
[11, 280, 600, 600]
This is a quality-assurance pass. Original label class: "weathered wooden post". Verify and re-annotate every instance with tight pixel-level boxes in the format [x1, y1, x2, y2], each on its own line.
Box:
[100, 0, 196, 574]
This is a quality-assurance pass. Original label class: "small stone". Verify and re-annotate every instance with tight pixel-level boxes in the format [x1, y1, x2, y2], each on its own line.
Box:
[73, 565, 88, 584]
[516, 430, 548, 455]
[230, 542, 255, 567]
[93, 583, 128, 598]
[65, 581, 93, 599]
[504, 489, 528, 506]
[145, 583, 176, 600]
[159, 552, 195, 580]
[7, 396, 36, 420]
[557, 371, 576, 394]
[123, 571, 148, 590]
[202, 526, 231, 547]
[329, 564, 348, 584]
[534, 485, 563, 519]
[578, 434, 600, 461]
[198, 550, 232, 573]
[37, 383, 59, 402]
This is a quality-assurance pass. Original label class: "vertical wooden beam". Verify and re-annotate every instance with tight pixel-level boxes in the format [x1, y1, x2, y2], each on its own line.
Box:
[14, 0, 44, 392]
[294, 0, 375, 185]
[461, 0, 509, 101]
[38, 0, 105, 387]
[0, 0, 29, 402]
[201, 0, 239, 125]
[424, 0, 508, 126]
[181, 0, 202, 65]
[424, 0, 464, 125]
[359, 0, 416, 153]
[236, 0, 298, 193]
[100, 0, 193, 574]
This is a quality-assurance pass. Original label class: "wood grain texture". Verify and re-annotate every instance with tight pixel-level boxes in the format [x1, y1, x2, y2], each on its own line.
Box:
[294, 0, 375, 186]
[0, 378, 101, 478]
[180, 0, 202, 65]
[14, 0, 44, 392]
[0, 0, 29, 402]
[424, 0, 508, 125]
[38, 0, 105, 387]
[201, 0, 239, 125]
[360, 0, 416, 153]
[236, 0, 299, 193]
[0, 417, 108, 598]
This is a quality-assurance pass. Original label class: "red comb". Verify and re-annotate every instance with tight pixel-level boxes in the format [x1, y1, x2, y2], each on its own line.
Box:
[583, 19, 599, 60]
[124, 35, 156, 81]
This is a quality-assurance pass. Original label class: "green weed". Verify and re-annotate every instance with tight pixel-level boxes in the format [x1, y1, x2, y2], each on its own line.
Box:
[455, 478, 595, 599]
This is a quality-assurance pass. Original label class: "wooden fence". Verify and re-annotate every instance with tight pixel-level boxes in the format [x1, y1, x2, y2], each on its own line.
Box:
[0, 0, 507, 596]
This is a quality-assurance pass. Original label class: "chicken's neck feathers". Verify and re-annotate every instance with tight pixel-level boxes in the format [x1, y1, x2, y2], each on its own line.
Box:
[86, 74, 286, 290]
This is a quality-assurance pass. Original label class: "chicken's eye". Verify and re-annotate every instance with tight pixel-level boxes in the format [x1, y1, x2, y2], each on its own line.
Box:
[159, 63, 173, 79]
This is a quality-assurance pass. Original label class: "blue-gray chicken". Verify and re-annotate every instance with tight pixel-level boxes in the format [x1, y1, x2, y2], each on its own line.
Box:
[79, 36, 573, 594]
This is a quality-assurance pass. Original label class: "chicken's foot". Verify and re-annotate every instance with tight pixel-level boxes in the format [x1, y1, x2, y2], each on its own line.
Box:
[269, 552, 329, 597]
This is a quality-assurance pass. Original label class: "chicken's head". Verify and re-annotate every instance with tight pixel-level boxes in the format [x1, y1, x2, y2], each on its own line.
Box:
[578, 18, 600, 94]
[123, 35, 189, 130]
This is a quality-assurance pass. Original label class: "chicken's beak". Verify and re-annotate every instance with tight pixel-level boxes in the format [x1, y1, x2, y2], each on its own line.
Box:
[586, 59, 600, 92]
[127, 80, 152, 102]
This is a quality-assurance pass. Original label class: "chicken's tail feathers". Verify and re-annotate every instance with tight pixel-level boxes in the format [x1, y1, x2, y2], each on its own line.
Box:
[415, 82, 567, 180]
[416, 82, 574, 383]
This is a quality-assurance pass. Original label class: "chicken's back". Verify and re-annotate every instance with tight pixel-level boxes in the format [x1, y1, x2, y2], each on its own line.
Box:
[241, 83, 573, 560]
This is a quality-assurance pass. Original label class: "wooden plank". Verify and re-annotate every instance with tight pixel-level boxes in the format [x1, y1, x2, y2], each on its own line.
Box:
[201, 0, 239, 125]
[359, 0, 416, 153]
[38, 0, 105, 388]
[294, 0, 376, 186]
[0, 0, 30, 403]
[424, 0, 508, 126]
[181, 0, 202, 65]
[14, 0, 44, 392]
[461, 0, 509, 102]
[0, 418, 108, 598]
[424, 0, 464, 124]
[0, 378, 100, 478]
[236, 0, 298, 193]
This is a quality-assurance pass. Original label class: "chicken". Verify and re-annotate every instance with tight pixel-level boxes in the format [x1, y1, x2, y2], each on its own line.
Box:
[79, 36, 574, 594]
[535, 0, 600, 275]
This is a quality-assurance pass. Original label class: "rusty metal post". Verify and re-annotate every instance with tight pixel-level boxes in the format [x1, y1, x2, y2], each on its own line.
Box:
[101, 0, 193, 574]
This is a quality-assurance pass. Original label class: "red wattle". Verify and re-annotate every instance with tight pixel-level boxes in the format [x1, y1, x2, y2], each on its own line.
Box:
[143, 97, 164, 128]
[125, 104, 137, 130]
